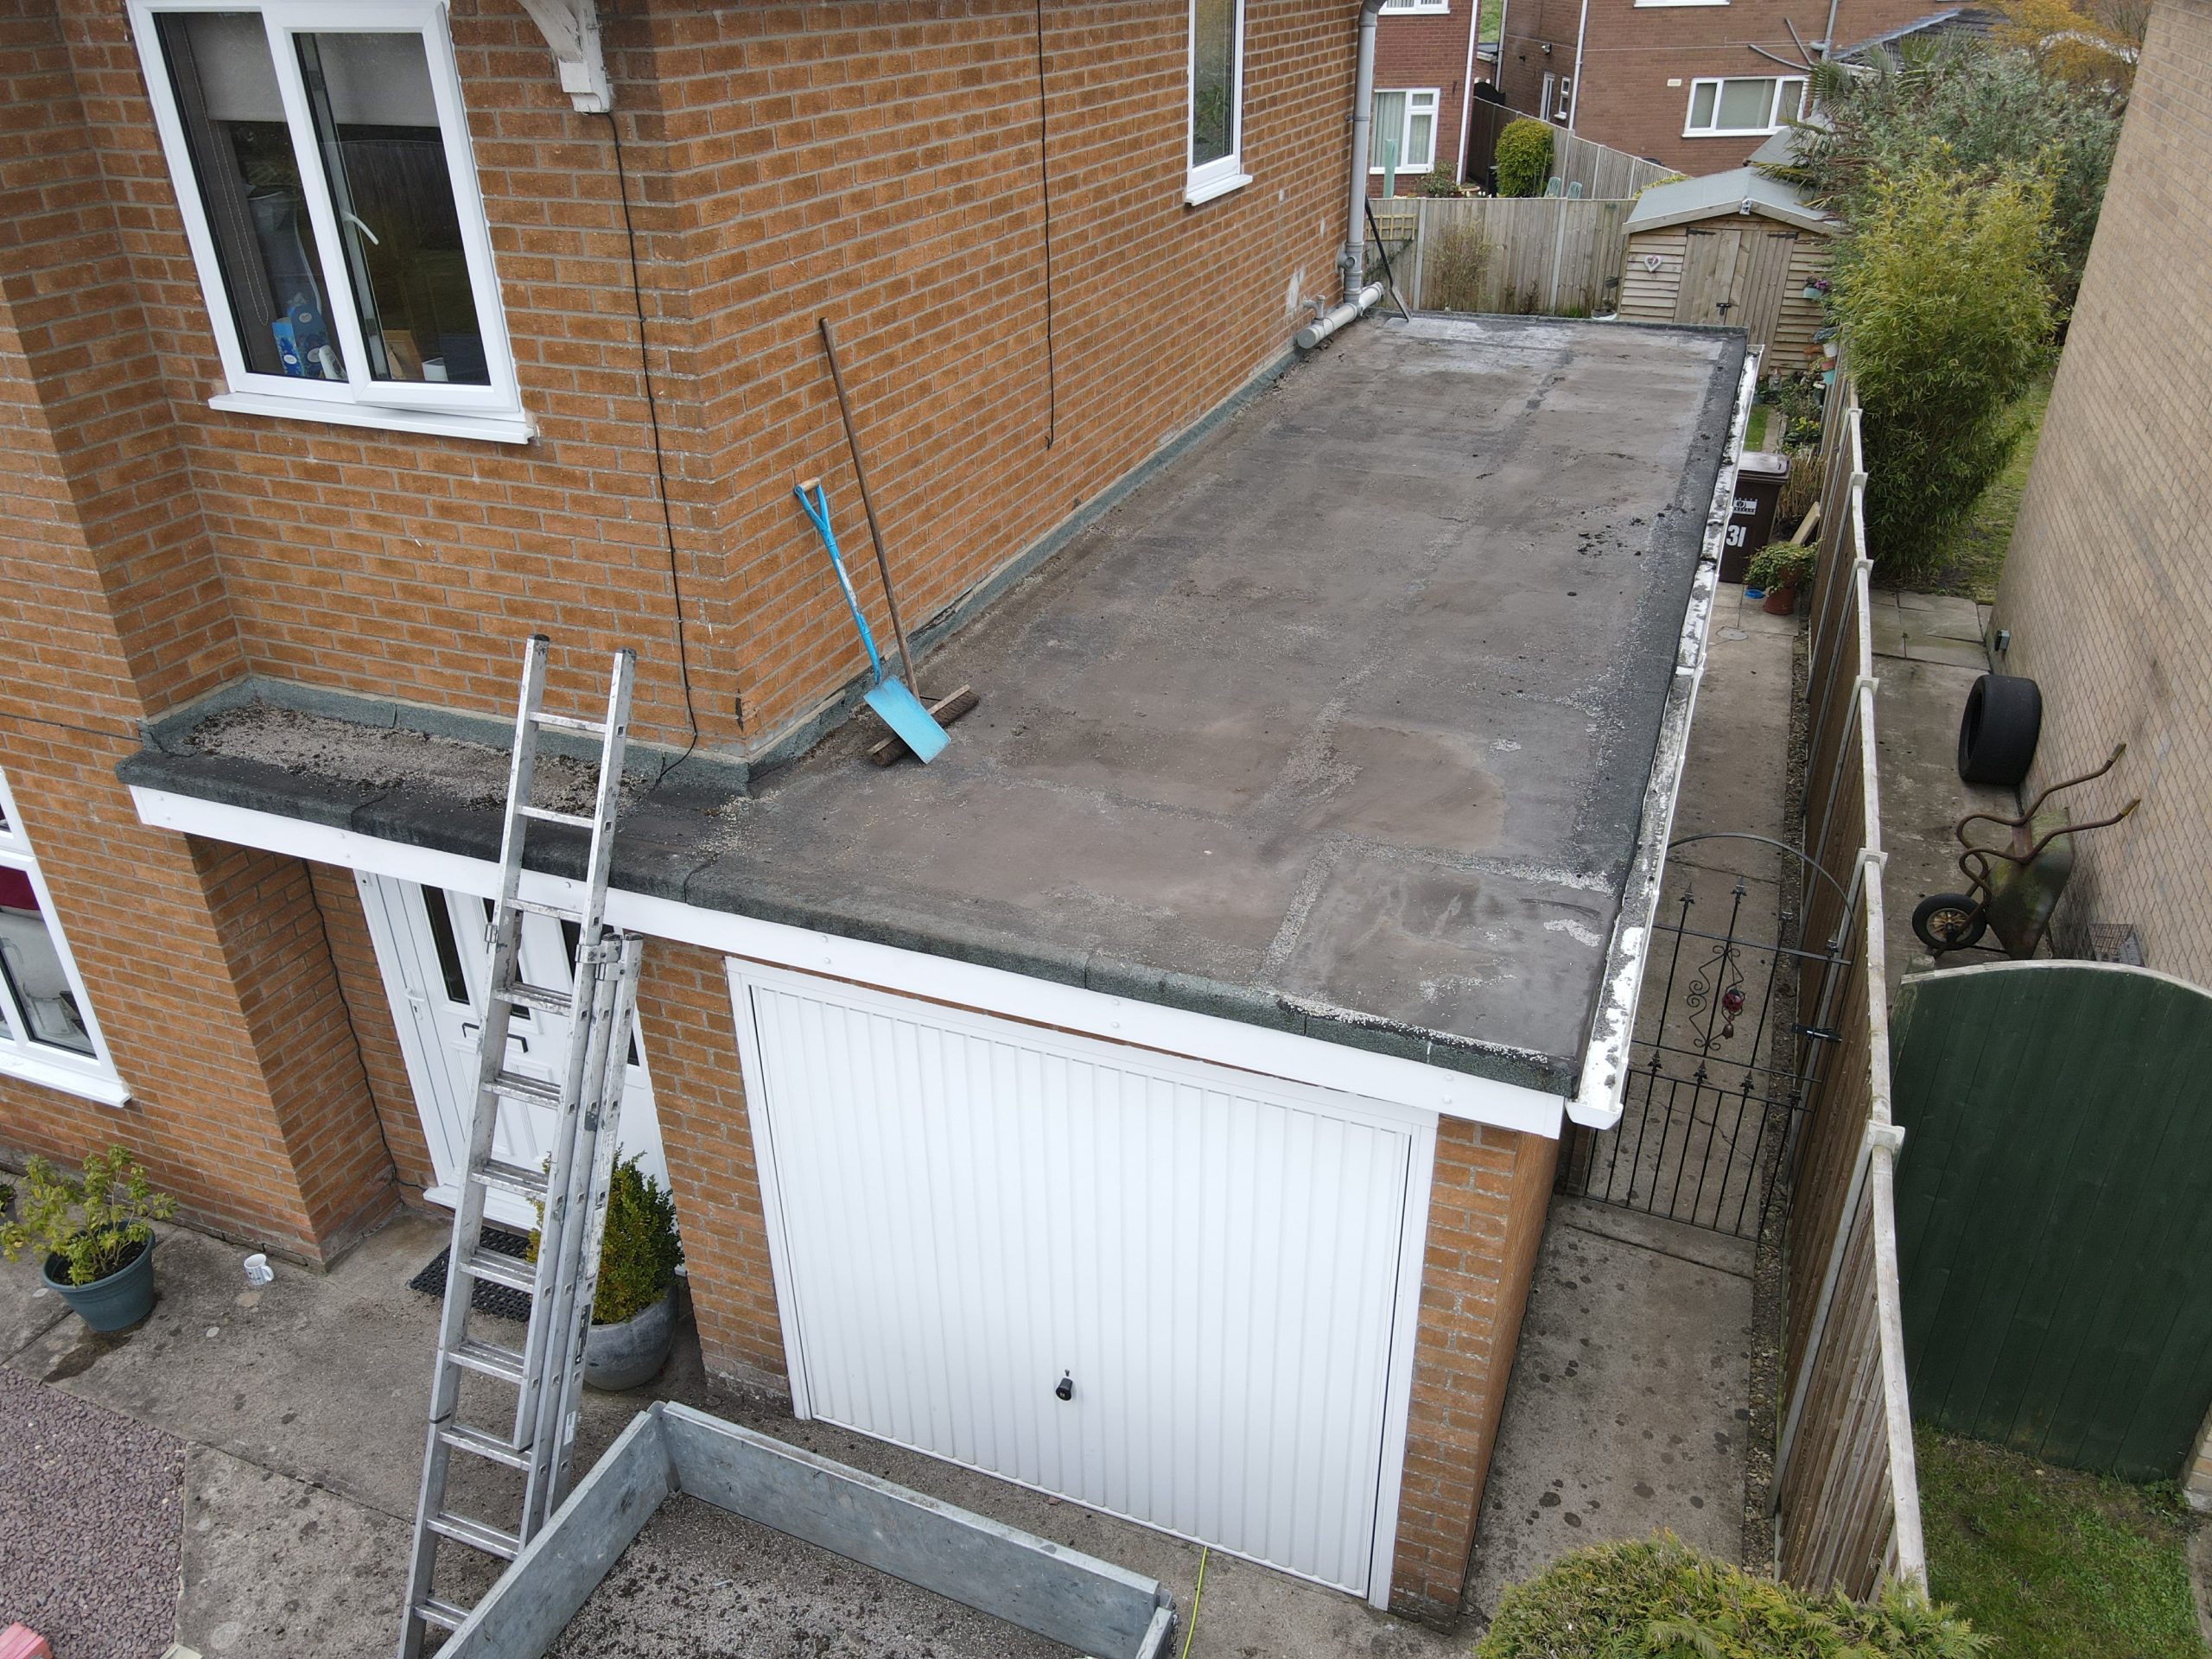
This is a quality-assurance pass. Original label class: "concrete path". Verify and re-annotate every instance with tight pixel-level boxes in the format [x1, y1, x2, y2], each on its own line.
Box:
[3, 1214, 1458, 1658]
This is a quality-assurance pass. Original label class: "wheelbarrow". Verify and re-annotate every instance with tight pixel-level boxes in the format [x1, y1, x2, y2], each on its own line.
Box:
[1911, 744, 2139, 957]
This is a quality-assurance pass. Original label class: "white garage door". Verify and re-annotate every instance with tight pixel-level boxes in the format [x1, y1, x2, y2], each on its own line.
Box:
[730, 965, 1433, 1600]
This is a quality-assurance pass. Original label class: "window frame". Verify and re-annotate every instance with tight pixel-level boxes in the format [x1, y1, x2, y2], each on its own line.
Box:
[0, 773, 128, 1107]
[1682, 74, 1807, 137]
[1369, 87, 1441, 174]
[128, 0, 531, 443]
[1185, 0, 1250, 207]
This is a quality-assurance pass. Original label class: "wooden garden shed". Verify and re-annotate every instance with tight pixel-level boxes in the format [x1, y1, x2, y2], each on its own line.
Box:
[1618, 166, 1836, 373]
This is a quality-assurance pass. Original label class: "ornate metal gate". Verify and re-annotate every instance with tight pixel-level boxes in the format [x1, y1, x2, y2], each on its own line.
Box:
[1557, 834, 1854, 1239]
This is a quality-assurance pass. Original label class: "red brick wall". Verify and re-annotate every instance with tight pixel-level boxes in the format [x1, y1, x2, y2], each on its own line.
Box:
[1497, 0, 1935, 174]
[1391, 1119, 1558, 1618]
[1373, 5, 1479, 188]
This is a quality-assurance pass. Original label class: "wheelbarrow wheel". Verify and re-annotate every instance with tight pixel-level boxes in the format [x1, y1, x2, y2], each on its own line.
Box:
[1913, 893, 1987, 952]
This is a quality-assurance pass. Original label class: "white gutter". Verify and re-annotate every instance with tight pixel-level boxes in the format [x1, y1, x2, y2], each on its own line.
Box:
[1297, 0, 1390, 348]
[1456, 0, 1480, 182]
[1566, 0, 1590, 128]
[1568, 346, 1761, 1128]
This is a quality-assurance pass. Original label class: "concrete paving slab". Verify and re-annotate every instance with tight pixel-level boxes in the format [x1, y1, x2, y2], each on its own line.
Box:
[0, 1250, 69, 1359]
[1464, 1198, 1752, 1625]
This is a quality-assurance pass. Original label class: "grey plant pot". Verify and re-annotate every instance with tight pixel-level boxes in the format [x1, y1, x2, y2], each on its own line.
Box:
[583, 1284, 677, 1392]
[43, 1232, 158, 1332]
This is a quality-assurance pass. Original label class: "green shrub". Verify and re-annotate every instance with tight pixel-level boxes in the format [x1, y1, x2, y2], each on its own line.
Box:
[1476, 1535, 1989, 1659]
[1423, 219, 1496, 312]
[1495, 118, 1553, 198]
[1775, 442, 1824, 531]
[533, 1154, 683, 1325]
[1834, 156, 2055, 582]
[0, 1147, 175, 1285]
[1745, 541, 1816, 592]
[1415, 163, 1462, 198]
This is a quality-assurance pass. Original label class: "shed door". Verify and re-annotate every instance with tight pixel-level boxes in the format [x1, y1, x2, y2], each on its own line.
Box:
[1732, 230, 1801, 353]
[1675, 228, 1745, 327]
[733, 967, 1428, 1599]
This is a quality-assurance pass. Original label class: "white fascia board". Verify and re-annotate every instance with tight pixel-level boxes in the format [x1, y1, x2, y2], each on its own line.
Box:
[1570, 344, 1762, 1129]
[128, 785, 1567, 1138]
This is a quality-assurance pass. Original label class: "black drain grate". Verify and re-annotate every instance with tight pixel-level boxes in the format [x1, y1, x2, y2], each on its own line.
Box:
[407, 1224, 534, 1324]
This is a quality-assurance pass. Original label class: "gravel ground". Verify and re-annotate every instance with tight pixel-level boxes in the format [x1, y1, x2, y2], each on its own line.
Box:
[547, 1494, 1078, 1659]
[0, 1363, 184, 1657]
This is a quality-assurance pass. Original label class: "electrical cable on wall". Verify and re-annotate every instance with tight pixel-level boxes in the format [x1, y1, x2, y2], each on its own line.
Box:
[603, 110, 704, 765]
[1033, 0, 1058, 448]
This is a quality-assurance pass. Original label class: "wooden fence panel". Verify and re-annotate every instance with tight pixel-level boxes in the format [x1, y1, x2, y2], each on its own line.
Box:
[1459, 109, 1669, 198]
[1374, 197, 1630, 315]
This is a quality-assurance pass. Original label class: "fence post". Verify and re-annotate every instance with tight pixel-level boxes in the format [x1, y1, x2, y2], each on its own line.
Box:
[1412, 198, 1427, 310]
[1547, 201, 1567, 312]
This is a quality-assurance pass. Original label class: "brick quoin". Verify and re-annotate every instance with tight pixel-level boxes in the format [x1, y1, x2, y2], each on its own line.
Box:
[3, 0, 1564, 1618]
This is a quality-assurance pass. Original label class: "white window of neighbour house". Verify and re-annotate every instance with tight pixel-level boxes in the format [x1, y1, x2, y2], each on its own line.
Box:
[0, 774, 127, 1106]
[1683, 75, 1807, 137]
[1187, 0, 1249, 205]
[1370, 88, 1440, 174]
[128, 0, 529, 443]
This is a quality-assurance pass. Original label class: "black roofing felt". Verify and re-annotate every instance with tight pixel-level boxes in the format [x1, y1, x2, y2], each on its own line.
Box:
[122, 316, 1745, 1096]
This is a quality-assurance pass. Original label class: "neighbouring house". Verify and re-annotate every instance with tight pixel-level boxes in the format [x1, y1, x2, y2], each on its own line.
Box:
[1369, 0, 1484, 188]
[1491, 0, 1937, 174]
[0, 0, 1753, 1626]
[1976, 0, 2211, 1504]
[1618, 162, 1836, 367]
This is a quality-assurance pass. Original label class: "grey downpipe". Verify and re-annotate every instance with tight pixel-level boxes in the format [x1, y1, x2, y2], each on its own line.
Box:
[1296, 0, 1389, 350]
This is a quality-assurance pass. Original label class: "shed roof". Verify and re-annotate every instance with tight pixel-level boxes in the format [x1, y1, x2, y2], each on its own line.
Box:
[121, 317, 1745, 1100]
[1624, 167, 1836, 238]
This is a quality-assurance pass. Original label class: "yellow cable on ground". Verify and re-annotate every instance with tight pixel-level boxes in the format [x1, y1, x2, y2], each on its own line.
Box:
[1179, 1546, 1209, 1659]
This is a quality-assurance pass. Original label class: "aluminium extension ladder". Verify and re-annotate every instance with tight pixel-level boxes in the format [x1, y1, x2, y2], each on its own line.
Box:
[397, 635, 642, 1656]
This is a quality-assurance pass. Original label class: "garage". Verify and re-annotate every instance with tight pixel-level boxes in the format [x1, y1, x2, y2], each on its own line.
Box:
[728, 963, 1436, 1599]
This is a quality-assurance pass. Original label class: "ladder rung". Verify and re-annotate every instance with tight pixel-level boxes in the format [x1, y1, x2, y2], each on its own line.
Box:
[518, 804, 596, 830]
[415, 1597, 470, 1633]
[461, 1247, 537, 1294]
[448, 1337, 527, 1384]
[507, 894, 582, 922]
[476, 1158, 549, 1201]
[502, 981, 574, 1015]
[530, 710, 607, 735]
[488, 1069, 563, 1109]
[438, 1421, 532, 1472]
[428, 1510, 521, 1560]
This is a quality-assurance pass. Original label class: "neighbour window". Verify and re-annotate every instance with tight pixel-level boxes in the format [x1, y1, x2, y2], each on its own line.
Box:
[0, 773, 126, 1105]
[1684, 75, 1806, 136]
[1370, 89, 1440, 173]
[1187, 0, 1249, 204]
[129, 0, 528, 442]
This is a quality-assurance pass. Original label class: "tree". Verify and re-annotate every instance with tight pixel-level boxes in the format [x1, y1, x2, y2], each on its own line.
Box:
[1494, 118, 1552, 198]
[1998, 0, 2145, 92]
[1834, 156, 2055, 581]
[1768, 40, 2121, 313]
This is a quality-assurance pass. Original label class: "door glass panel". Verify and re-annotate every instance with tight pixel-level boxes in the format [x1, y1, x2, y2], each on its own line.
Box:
[1191, 0, 1237, 167]
[1369, 90, 1406, 167]
[420, 886, 472, 1004]
[1689, 81, 1719, 129]
[156, 11, 344, 380]
[0, 868, 95, 1056]
[294, 30, 488, 385]
[1716, 79, 1774, 130]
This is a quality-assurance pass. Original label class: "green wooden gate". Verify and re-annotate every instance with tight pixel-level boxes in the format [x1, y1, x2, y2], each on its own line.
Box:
[1891, 960, 2212, 1481]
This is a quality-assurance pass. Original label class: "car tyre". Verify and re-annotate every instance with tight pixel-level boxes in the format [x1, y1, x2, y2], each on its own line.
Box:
[1957, 672, 2041, 786]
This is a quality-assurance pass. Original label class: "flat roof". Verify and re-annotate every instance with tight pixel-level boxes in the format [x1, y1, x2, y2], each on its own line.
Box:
[123, 315, 1745, 1096]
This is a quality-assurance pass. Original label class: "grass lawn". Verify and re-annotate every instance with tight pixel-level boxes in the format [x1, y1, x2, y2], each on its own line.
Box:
[1917, 1427, 2208, 1659]
[1745, 403, 1776, 450]
[1908, 374, 2053, 601]
[1479, 0, 1503, 40]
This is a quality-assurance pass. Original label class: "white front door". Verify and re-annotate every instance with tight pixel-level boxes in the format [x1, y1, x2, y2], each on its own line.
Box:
[730, 963, 1433, 1604]
[357, 873, 666, 1230]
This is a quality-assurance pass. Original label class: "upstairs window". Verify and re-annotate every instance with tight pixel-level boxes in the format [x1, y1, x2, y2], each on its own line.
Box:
[1370, 89, 1440, 174]
[0, 774, 126, 1106]
[1684, 75, 1806, 137]
[130, 0, 528, 442]
[1187, 0, 1249, 205]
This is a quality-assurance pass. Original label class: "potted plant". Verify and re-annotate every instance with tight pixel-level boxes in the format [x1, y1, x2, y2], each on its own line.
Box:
[1, 1147, 175, 1332]
[1745, 541, 1817, 614]
[534, 1154, 684, 1390]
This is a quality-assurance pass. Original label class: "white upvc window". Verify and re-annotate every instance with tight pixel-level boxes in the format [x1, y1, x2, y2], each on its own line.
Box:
[1683, 74, 1807, 136]
[129, 0, 530, 444]
[0, 773, 127, 1107]
[1186, 0, 1249, 205]
[1370, 88, 1440, 173]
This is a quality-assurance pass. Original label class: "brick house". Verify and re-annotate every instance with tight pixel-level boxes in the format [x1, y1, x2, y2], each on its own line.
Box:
[1369, 0, 1483, 188]
[1, 0, 1752, 1627]
[1492, 0, 1936, 173]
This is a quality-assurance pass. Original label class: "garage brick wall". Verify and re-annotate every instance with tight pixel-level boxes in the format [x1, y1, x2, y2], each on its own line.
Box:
[1989, 0, 2212, 990]
[1372, 7, 1478, 188]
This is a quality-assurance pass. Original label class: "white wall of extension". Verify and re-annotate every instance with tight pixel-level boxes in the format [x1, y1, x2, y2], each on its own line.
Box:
[728, 962, 1436, 1605]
